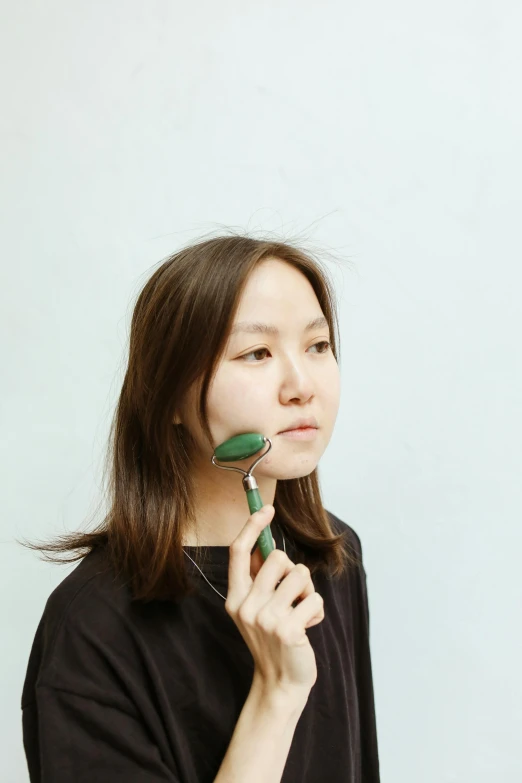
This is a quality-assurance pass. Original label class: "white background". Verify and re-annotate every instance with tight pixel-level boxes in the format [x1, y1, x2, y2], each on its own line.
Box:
[1, 1, 521, 781]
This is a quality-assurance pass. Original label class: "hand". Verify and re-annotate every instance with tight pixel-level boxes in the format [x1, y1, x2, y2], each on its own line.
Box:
[225, 505, 325, 696]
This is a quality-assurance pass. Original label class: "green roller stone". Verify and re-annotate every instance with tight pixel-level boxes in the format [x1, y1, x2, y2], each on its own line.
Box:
[213, 432, 266, 462]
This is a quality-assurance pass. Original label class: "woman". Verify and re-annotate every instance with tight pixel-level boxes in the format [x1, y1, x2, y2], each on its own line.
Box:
[21, 234, 380, 782]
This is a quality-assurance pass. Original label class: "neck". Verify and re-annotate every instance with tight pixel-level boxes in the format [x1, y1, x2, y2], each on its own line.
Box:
[181, 464, 277, 547]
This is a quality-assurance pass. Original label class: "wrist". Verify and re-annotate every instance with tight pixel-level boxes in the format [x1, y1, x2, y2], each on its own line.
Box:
[251, 672, 310, 715]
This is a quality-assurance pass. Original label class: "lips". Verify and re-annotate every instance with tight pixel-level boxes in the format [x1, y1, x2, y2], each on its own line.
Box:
[278, 416, 319, 433]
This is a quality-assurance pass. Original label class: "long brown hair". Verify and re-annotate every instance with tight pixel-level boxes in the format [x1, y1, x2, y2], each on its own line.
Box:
[21, 232, 359, 602]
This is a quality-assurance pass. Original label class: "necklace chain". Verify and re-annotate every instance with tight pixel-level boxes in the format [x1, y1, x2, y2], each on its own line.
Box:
[182, 523, 286, 601]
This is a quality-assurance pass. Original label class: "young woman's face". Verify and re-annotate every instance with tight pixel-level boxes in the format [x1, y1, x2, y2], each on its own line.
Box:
[176, 257, 341, 480]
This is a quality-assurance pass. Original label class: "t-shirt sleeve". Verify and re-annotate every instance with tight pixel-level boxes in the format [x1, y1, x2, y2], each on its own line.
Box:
[21, 570, 182, 783]
[349, 526, 381, 781]
[22, 686, 180, 783]
[326, 512, 380, 781]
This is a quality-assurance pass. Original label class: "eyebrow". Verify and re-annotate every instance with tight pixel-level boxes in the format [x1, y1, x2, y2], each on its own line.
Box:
[230, 315, 329, 336]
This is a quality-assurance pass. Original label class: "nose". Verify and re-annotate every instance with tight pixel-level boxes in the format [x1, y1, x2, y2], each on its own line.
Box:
[278, 356, 316, 404]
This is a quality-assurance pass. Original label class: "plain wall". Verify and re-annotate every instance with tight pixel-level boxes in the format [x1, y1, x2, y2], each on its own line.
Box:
[1, 1, 521, 781]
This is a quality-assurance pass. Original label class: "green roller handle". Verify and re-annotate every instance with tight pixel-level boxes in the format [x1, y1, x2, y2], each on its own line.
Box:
[245, 486, 275, 561]
[213, 433, 276, 561]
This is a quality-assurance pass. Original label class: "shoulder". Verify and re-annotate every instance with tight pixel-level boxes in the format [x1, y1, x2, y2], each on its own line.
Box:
[22, 548, 150, 710]
[43, 546, 130, 631]
[23, 548, 134, 700]
[325, 508, 363, 562]
[323, 510, 373, 624]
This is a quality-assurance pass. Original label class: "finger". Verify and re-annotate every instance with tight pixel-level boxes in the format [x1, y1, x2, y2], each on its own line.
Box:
[289, 592, 324, 630]
[227, 505, 275, 604]
[260, 562, 315, 610]
[250, 535, 277, 580]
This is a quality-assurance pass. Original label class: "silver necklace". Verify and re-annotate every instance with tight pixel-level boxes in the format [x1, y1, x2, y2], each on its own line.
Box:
[182, 523, 286, 601]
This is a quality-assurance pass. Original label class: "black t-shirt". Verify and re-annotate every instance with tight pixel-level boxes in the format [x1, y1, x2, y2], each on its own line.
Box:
[21, 510, 380, 782]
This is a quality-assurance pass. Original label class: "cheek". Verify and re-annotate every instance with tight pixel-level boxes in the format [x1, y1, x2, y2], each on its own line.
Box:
[326, 367, 341, 401]
[207, 374, 262, 428]
[320, 367, 341, 420]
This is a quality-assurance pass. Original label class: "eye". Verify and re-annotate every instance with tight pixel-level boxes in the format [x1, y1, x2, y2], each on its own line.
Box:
[240, 340, 331, 363]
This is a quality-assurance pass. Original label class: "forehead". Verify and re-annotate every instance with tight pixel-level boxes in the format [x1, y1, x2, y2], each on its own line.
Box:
[235, 257, 320, 311]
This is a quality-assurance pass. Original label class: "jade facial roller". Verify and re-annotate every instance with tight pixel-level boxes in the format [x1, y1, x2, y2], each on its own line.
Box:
[211, 433, 275, 561]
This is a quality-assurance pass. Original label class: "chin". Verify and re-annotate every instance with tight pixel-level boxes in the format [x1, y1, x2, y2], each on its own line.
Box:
[261, 460, 319, 480]
[280, 466, 318, 480]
